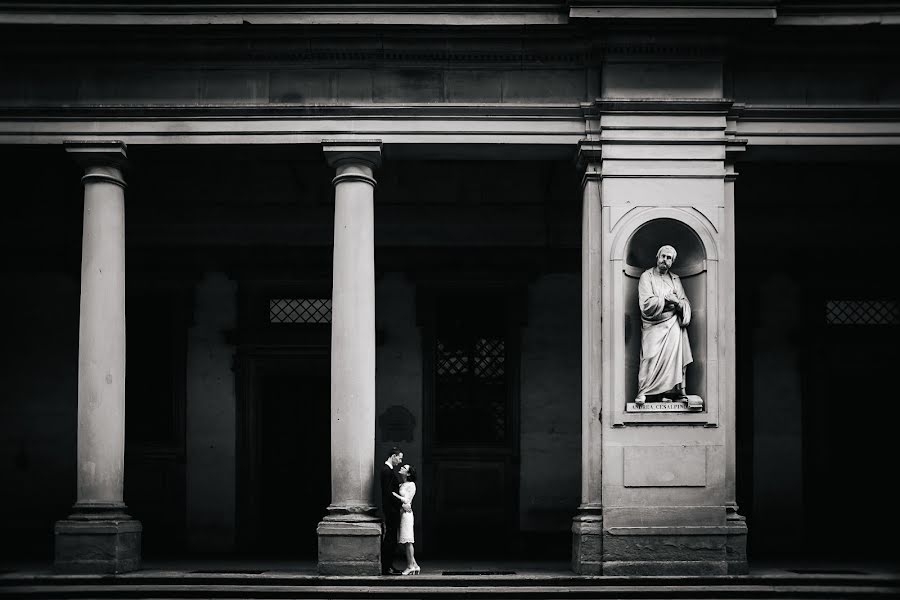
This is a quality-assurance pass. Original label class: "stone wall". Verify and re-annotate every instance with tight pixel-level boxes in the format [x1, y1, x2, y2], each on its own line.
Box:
[185, 272, 238, 552]
[519, 274, 582, 543]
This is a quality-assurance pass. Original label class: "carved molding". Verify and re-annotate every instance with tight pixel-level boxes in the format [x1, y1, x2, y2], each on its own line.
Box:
[568, 0, 777, 20]
[3, 2, 898, 30]
[1, 104, 898, 148]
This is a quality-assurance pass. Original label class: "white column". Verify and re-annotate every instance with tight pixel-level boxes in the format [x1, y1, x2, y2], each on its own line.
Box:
[317, 140, 383, 575]
[55, 140, 141, 574]
[74, 143, 128, 508]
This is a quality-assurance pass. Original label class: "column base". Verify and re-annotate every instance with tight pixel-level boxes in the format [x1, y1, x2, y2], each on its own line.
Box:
[571, 504, 603, 575]
[316, 508, 382, 575]
[54, 503, 142, 574]
[726, 507, 749, 575]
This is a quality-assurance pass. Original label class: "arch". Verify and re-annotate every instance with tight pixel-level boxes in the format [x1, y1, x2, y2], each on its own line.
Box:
[610, 206, 718, 264]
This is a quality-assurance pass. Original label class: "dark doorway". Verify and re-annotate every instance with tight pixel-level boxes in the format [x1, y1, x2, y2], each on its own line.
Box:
[258, 356, 330, 556]
[804, 292, 899, 559]
[422, 289, 522, 558]
[236, 285, 333, 557]
[238, 353, 330, 557]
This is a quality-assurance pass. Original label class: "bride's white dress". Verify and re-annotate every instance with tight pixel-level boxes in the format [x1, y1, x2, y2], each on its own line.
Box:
[397, 482, 416, 544]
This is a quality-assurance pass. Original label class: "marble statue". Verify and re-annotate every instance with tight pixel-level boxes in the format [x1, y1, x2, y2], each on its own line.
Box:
[635, 245, 693, 405]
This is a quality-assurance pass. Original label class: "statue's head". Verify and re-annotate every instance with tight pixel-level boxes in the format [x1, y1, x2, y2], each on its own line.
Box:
[656, 245, 677, 274]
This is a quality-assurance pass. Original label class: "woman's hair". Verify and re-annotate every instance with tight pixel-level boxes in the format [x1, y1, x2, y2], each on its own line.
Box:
[404, 465, 417, 483]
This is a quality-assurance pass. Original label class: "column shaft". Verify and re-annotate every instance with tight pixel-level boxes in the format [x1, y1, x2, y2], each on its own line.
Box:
[77, 164, 127, 506]
[330, 163, 377, 510]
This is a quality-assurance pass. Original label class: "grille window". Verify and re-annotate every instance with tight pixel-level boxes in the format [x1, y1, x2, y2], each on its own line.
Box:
[826, 300, 899, 326]
[269, 298, 332, 324]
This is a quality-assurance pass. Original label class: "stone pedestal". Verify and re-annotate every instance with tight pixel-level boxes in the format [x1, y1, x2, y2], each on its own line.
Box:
[726, 507, 749, 575]
[55, 141, 141, 574]
[317, 518, 383, 576]
[316, 141, 383, 576]
[55, 504, 142, 574]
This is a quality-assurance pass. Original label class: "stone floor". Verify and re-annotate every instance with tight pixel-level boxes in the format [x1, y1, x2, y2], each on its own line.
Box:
[1, 558, 898, 578]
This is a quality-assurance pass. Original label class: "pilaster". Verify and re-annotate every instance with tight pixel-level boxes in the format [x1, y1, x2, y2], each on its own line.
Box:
[572, 140, 605, 575]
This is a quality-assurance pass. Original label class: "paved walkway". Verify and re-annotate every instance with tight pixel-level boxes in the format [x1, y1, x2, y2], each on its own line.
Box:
[2, 558, 898, 579]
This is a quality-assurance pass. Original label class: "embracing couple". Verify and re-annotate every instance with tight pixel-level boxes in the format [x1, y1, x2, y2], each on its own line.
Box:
[379, 447, 421, 575]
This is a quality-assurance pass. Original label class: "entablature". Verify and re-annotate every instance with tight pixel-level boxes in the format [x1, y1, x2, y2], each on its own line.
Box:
[1, 1, 899, 27]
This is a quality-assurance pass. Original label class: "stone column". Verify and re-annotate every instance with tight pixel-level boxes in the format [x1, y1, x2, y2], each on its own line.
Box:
[572, 142, 605, 575]
[317, 140, 382, 575]
[55, 141, 141, 574]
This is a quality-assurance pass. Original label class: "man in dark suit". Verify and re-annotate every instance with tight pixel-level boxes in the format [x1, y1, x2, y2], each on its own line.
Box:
[380, 446, 404, 575]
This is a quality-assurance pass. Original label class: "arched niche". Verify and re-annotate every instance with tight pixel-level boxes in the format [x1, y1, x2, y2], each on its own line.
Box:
[623, 218, 708, 408]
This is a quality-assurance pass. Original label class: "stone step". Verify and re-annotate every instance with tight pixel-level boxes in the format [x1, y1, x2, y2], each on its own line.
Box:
[2, 574, 897, 599]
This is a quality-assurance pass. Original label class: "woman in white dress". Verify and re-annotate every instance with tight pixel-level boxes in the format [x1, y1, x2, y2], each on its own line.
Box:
[392, 464, 420, 575]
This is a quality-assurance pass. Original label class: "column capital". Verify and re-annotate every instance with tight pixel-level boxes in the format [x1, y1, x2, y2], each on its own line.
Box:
[576, 140, 603, 190]
[322, 140, 382, 170]
[576, 140, 602, 169]
[65, 141, 128, 188]
[577, 140, 603, 190]
[64, 140, 128, 169]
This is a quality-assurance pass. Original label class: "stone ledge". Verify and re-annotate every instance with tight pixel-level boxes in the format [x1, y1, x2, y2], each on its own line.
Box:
[603, 559, 728, 576]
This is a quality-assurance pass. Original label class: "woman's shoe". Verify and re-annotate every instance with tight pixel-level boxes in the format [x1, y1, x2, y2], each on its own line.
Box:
[401, 568, 414, 575]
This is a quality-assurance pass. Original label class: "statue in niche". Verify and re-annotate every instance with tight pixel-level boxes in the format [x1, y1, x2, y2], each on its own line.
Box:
[634, 245, 693, 406]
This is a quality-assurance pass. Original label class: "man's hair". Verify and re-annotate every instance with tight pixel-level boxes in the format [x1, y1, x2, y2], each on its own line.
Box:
[656, 245, 677, 261]
[386, 446, 403, 460]
[405, 465, 418, 483]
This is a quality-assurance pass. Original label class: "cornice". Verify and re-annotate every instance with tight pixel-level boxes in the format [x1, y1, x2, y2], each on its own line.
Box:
[3, 1, 900, 28]
[568, 1, 777, 20]
[0, 2, 568, 26]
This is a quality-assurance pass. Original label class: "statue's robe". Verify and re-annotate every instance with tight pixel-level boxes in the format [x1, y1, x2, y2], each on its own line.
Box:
[637, 267, 693, 399]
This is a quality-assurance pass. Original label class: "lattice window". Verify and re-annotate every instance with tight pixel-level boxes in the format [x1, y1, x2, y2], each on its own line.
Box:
[474, 338, 505, 380]
[435, 335, 507, 445]
[269, 298, 332, 324]
[826, 300, 899, 325]
[436, 341, 469, 377]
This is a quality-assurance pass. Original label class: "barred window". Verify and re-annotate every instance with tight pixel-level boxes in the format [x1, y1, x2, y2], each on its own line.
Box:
[826, 300, 899, 326]
[269, 298, 331, 324]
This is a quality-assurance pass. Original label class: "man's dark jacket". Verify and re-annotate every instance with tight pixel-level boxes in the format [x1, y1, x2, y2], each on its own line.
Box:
[380, 463, 400, 523]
